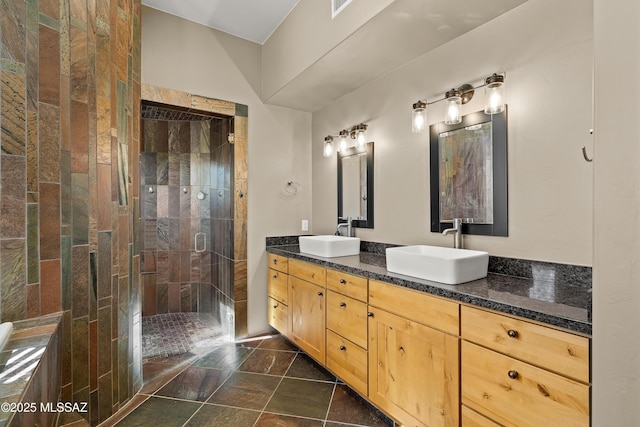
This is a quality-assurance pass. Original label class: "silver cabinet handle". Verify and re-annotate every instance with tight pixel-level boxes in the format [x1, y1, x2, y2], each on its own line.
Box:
[195, 232, 206, 253]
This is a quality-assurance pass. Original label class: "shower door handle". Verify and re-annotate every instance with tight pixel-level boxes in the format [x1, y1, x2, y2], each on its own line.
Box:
[194, 232, 206, 253]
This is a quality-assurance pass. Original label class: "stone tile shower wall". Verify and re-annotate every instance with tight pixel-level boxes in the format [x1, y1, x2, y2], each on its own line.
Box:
[0, 0, 142, 425]
[140, 117, 235, 337]
[142, 84, 249, 339]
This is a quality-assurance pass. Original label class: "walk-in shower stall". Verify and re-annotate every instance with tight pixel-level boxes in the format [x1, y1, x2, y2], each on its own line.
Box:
[139, 102, 236, 357]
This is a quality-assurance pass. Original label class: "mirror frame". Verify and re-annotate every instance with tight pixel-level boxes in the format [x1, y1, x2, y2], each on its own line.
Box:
[337, 142, 374, 229]
[429, 108, 508, 236]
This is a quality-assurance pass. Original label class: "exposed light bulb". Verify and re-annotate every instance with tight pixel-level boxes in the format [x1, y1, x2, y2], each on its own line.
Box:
[484, 73, 505, 114]
[355, 124, 367, 148]
[412, 101, 426, 133]
[444, 89, 462, 125]
[323, 136, 333, 157]
[339, 135, 348, 152]
[357, 130, 366, 147]
[413, 110, 425, 132]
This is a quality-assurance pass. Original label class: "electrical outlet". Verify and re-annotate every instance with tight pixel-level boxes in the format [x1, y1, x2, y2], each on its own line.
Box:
[301, 219, 309, 231]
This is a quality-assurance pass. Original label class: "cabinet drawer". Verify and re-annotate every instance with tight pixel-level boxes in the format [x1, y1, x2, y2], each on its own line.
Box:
[326, 330, 368, 397]
[289, 259, 326, 287]
[268, 268, 288, 305]
[369, 280, 459, 335]
[461, 305, 590, 383]
[461, 405, 501, 427]
[268, 253, 289, 274]
[326, 291, 368, 349]
[268, 297, 288, 336]
[462, 341, 589, 427]
[327, 269, 368, 302]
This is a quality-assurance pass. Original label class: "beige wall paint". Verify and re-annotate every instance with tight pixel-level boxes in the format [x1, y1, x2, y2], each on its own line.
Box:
[312, 0, 593, 266]
[141, 7, 313, 336]
[593, 0, 640, 423]
[262, 0, 394, 100]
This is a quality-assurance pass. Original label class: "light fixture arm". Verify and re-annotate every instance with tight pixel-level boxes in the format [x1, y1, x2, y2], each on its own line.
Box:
[414, 71, 506, 106]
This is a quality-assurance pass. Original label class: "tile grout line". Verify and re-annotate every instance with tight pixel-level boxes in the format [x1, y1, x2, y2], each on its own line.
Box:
[127, 334, 386, 426]
[251, 347, 302, 426]
[162, 344, 261, 427]
[324, 382, 338, 425]
[146, 357, 199, 397]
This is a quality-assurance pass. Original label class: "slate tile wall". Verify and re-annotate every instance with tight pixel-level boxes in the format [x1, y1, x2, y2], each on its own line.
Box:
[0, 0, 142, 424]
[141, 117, 235, 338]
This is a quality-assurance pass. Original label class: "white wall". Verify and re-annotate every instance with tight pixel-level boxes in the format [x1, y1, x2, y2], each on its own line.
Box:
[592, 0, 640, 423]
[312, 0, 593, 266]
[141, 7, 313, 335]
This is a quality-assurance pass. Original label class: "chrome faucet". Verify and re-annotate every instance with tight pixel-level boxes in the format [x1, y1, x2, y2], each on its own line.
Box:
[442, 218, 463, 249]
[336, 217, 354, 237]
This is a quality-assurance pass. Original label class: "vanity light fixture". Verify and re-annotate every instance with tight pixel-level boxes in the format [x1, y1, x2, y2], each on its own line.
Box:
[484, 73, 505, 114]
[412, 101, 427, 133]
[354, 123, 368, 149]
[444, 88, 462, 125]
[339, 130, 350, 152]
[323, 123, 369, 156]
[323, 136, 334, 157]
[412, 72, 506, 131]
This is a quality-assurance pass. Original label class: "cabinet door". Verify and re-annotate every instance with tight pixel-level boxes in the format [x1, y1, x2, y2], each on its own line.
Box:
[368, 308, 459, 427]
[288, 276, 326, 363]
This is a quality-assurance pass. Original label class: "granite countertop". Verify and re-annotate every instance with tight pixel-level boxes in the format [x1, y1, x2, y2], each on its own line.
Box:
[266, 244, 592, 336]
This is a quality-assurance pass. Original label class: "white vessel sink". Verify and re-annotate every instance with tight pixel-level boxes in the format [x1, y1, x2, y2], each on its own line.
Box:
[386, 245, 489, 285]
[299, 235, 360, 258]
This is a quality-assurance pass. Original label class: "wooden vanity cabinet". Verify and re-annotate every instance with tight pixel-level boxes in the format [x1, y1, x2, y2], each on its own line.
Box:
[367, 279, 460, 427]
[267, 254, 289, 335]
[325, 269, 369, 396]
[288, 259, 327, 363]
[266, 253, 592, 427]
[461, 305, 590, 427]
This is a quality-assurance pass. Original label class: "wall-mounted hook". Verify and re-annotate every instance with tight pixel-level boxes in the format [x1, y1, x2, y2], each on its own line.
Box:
[581, 146, 593, 162]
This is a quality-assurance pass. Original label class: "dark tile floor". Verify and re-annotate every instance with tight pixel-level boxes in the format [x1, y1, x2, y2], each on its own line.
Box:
[102, 334, 394, 427]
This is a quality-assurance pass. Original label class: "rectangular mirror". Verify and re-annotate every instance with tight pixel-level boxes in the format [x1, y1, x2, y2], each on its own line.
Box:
[338, 142, 374, 228]
[430, 109, 508, 236]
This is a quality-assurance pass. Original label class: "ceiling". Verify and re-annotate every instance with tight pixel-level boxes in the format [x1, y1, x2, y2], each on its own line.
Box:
[264, 0, 528, 111]
[141, 0, 528, 112]
[141, 0, 300, 44]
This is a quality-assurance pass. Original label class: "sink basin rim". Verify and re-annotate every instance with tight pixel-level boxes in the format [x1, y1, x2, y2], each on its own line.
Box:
[386, 245, 489, 285]
[299, 235, 361, 258]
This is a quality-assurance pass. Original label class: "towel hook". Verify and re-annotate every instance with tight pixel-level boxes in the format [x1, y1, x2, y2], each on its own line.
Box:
[581, 146, 593, 162]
